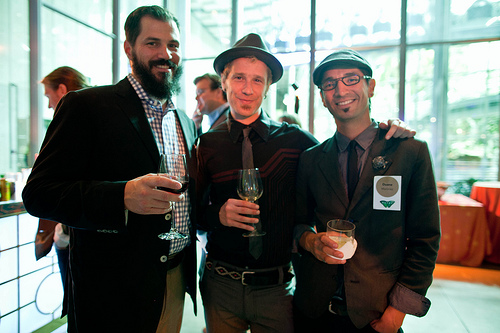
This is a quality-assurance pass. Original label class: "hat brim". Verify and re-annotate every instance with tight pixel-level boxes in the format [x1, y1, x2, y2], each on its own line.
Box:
[313, 59, 372, 87]
[214, 46, 283, 84]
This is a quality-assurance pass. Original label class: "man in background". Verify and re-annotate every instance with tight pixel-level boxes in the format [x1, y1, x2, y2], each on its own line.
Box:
[191, 73, 229, 135]
[35, 66, 90, 301]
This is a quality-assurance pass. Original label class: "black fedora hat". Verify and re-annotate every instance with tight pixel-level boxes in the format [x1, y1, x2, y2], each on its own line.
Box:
[213, 33, 283, 84]
[313, 49, 373, 87]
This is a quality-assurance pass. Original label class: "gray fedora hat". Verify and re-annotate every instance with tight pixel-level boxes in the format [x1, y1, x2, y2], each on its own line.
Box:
[313, 49, 373, 87]
[214, 33, 283, 84]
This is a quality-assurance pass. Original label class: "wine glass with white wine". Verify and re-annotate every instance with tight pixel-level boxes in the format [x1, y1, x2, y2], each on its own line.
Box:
[157, 153, 189, 240]
[237, 168, 266, 237]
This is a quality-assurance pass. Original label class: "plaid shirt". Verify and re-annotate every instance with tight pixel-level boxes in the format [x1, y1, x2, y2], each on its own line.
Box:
[128, 74, 191, 254]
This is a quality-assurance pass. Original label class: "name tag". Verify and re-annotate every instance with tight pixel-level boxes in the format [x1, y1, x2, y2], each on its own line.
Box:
[373, 176, 401, 211]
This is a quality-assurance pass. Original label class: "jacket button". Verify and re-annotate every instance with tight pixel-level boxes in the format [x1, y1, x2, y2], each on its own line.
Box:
[160, 255, 168, 263]
[165, 213, 172, 220]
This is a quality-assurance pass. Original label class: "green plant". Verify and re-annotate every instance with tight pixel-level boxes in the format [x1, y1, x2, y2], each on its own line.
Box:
[450, 178, 480, 197]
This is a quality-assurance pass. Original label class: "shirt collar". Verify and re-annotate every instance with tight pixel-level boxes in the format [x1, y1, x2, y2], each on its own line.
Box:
[335, 120, 378, 152]
[228, 110, 271, 143]
[127, 74, 176, 112]
[207, 102, 229, 126]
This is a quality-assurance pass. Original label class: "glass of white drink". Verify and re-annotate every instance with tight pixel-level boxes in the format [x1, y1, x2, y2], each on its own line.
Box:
[326, 219, 357, 259]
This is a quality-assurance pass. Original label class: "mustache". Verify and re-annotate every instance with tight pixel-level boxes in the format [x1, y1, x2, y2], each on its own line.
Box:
[150, 59, 177, 70]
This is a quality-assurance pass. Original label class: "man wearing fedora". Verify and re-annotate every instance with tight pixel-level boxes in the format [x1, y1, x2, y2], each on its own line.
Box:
[196, 32, 318, 332]
[292, 49, 440, 332]
[196, 34, 415, 332]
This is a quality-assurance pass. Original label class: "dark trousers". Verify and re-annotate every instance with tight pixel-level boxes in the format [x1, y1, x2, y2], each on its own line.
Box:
[293, 304, 404, 333]
[55, 246, 69, 317]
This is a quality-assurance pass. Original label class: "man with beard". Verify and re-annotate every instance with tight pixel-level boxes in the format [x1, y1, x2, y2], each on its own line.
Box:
[22, 6, 197, 333]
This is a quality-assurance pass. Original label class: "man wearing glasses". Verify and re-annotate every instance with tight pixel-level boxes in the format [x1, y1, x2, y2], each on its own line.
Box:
[292, 49, 440, 332]
[191, 73, 229, 135]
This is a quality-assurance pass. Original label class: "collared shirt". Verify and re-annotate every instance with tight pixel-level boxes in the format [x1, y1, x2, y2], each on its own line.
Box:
[127, 74, 191, 254]
[335, 121, 378, 195]
[197, 111, 318, 269]
[208, 102, 229, 127]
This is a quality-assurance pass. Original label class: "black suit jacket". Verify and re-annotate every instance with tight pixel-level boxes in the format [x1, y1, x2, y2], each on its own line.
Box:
[22, 78, 198, 332]
[293, 128, 440, 328]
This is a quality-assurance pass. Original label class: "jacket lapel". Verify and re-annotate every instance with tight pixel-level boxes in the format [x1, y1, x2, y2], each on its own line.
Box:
[175, 109, 197, 158]
[319, 137, 349, 209]
[349, 130, 394, 206]
[114, 79, 160, 165]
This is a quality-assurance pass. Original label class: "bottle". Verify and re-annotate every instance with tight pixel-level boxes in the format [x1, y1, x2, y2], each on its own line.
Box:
[0, 175, 11, 201]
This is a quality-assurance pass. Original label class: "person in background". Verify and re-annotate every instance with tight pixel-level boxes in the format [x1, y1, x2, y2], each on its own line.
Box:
[196, 33, 415, 332]
[23, 6, 197, 332]
[278, 113, 302, 128]
[292, 49, 440, 333]
[41, 66, 90, 110]
[35, 66, 90, 295]
[191, 73, 229, 135]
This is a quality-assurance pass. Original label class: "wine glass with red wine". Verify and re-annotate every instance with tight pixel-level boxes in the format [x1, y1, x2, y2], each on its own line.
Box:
[157, 153, 189, 240]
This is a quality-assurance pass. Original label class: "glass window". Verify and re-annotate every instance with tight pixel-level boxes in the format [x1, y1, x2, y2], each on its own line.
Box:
[188, 0, 232, 59]
[42, 0, 113, 34]
[445, 41, 500, 182]
[0, 1, 30, 173]
[316, 0, 401, 49]
[240, 0, 311, 53]
[408, 0, 500, 44]
[40, 7, 113, 130]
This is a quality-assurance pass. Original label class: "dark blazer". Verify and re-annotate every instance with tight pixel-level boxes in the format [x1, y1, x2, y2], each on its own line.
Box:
[293, 128, 440, 328]
[22, 78, 198, 332]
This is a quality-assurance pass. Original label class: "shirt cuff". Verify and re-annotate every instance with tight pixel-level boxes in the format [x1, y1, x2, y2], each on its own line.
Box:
[292, 224, 316, 253]
[125, 209, 128, 226]
[389, 282, 431, 317]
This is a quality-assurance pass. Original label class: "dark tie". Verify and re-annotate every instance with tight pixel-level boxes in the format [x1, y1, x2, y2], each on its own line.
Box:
[242, 127, 254, 169]
[242, 127, 262, 259]
[347, 140, 359, 201]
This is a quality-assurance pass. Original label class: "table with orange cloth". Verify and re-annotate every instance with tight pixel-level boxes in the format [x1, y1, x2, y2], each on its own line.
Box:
[470, 181, 500, 264]
[437, 193, 492, 267]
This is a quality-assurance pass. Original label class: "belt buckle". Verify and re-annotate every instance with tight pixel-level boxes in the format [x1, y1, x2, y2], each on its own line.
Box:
[328, 301, 338, 315]
[241, 271, 254, 285]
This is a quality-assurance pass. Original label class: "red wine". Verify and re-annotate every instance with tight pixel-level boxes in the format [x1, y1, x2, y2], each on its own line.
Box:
[158, 181, 189, 194]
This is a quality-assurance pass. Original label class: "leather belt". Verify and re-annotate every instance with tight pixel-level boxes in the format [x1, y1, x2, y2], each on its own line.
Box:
[205, 260, 293, 286]
[166, 250, 185, 271]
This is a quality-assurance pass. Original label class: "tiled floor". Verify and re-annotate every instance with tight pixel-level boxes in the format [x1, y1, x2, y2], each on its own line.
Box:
[43, 263, 500, 333]
[180, 263, 500, 333]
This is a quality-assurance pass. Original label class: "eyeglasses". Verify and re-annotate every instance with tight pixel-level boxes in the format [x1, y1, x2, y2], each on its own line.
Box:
[319, 74, 371, 91]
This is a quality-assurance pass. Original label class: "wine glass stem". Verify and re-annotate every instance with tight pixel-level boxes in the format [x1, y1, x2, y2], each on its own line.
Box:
[170, 204, 176, 230]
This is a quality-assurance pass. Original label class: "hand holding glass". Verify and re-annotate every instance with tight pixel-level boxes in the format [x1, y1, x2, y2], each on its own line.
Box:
[237, 168, 266, 237]
[157, 153, 189, 240]
[326, 219, 357, 259]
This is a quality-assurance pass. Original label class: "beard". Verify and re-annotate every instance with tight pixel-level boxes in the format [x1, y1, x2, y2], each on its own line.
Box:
[131, 51, 183, 100]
